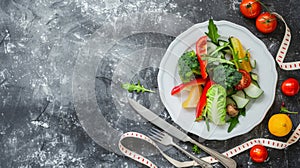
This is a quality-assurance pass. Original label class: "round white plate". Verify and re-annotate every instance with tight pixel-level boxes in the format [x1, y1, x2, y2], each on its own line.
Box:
[157, 20, 278, 140]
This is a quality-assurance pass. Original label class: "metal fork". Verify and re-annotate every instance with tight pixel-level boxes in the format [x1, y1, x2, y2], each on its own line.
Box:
[149, 128, 213, 168]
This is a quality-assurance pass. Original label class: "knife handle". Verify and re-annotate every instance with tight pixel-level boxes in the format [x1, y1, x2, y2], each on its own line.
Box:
[189, 139, 237, 168]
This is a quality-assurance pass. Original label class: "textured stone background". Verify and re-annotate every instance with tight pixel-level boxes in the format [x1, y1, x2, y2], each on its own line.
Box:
[0, 0, 299, 167]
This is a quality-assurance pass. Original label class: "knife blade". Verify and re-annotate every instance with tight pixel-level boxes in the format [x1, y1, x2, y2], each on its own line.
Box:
[128, 98, 237, 168]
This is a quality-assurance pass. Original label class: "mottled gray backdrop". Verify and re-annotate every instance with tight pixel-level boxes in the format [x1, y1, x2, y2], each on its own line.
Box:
[0, 0, 299, 167]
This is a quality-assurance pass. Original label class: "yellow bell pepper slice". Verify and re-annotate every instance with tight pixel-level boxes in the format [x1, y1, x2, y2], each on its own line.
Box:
[230, 37, 252, 72]
[182, 85, 203, 109]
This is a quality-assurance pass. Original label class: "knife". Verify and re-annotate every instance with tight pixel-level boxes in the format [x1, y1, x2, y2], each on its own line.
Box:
[128, 98, 237, 168]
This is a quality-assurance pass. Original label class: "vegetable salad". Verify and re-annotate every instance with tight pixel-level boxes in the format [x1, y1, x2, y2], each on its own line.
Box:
[171, 19, 263, 132]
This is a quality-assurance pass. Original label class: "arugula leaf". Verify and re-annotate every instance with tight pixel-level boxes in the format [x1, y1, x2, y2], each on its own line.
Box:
[209, 42, 229, 56]
[226, 107, 246, 133]
[205, 19, 220, 44]
[280, 106, 298, 114]
[192, 144, 201, 154]
[239, 108, 246, 116]
[122, 81, 155, 93]
[227, 116, 239, 133]
[201, 56, 234, 65]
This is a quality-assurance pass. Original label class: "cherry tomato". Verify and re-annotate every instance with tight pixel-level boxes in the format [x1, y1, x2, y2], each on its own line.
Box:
[235, 69, 252, 90]
[256, 12, 277, 34]
[281, 78, 299, 96]
[250, 145, 268, 163]
[240, 0, 262, 19]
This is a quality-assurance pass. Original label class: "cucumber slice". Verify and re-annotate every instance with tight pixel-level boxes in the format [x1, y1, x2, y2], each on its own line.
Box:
[250, 72, 258, 81]
[234, 90, 246, 98]
[243, 82, 264, 98]
[226, 97, 236, 106]
[231, 95, 250, 108]
[250, 59, 256, 69]
[251, 80, 261, 88]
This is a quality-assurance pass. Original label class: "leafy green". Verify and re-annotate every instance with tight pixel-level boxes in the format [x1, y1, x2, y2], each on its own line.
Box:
[205, 116, 210, 131]
[178, 50, 201, 83]
[211, 64, 242, 90]
[227, 116, 239, 133]
[201, 56, 234, 65]
[122, 81, 154, 93]
[192, 145, 201, 154]
[205, 19, 220, 45]
[239, 107, 246, 116]
[226, 107, 245, 132]
[204, 84, 227, 125]
[209, 42, 229, 56]
[280, 106, 298, 114]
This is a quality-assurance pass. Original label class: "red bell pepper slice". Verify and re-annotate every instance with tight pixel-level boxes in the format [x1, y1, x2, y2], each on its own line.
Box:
[171, 78, 207, 95]
[195, 80, 214, 120]
[196, 36, 208, 79]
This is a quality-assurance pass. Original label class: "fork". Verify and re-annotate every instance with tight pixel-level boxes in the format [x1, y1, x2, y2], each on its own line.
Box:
[149, 128, 213, 168]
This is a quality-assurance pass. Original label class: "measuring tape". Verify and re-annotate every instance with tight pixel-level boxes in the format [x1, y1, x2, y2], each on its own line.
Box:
[272, 12, 300, 70]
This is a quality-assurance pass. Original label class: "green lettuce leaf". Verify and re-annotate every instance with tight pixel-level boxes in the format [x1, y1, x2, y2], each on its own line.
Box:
[204, 84, 227, 125]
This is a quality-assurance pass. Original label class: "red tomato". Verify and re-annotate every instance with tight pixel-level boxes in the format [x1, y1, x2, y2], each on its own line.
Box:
[250, 145, 268, 163]
[235, 70, 252, 90]
[256, 12, 277, 34]
[281, 78, 299, 96]
[240, 0, 262, 19]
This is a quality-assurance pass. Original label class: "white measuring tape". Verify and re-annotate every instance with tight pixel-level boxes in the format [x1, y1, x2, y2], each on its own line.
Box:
[272, 12, 300, 70]
[119, 13, 300, 167]
[119, 124, 300, 167]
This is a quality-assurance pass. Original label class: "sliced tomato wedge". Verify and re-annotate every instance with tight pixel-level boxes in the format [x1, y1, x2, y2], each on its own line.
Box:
[196, 36, 208, 79]
[235, 69, 252, 90]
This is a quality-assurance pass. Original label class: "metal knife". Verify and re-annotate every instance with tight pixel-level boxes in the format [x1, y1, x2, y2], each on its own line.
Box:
[128, 98, 237, 168]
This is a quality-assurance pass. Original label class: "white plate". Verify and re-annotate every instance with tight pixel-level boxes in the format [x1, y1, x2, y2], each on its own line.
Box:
[157, 20, 278, 140]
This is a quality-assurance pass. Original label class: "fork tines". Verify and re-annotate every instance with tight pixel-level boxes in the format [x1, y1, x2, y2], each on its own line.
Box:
[149, 127, 165, 140]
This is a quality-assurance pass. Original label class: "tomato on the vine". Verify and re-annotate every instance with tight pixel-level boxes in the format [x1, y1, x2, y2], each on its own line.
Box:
[235, 69, 252, 90]
[250, 145, 268, 163]
[240, 0, 262, 19]
[281, 78, 299, 96]
[256, 12, 277, 34]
